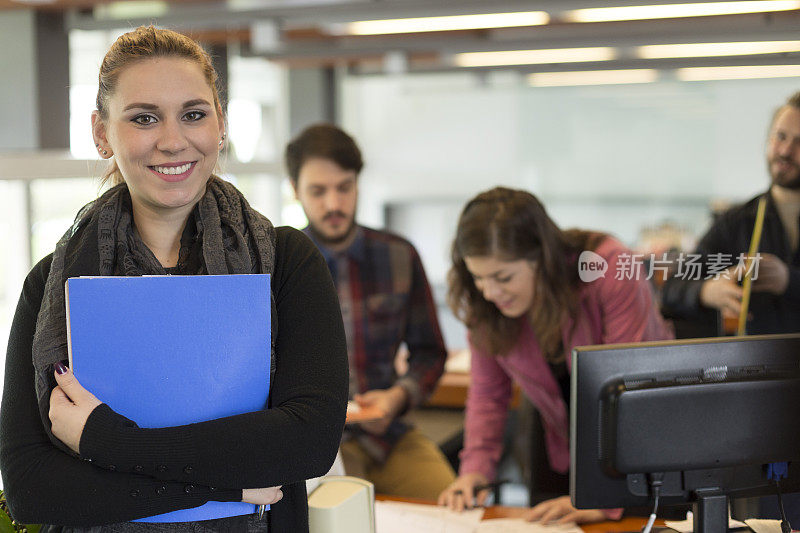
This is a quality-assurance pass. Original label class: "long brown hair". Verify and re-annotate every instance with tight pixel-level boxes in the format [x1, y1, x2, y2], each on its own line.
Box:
[96, 26, 224, 187]
[447, 187, 603, 359]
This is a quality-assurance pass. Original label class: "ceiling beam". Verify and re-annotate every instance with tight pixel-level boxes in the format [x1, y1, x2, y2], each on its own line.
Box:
[63, 0, 800, 31]
[244, 11, 800, 61]
[348, 52, 800, 76]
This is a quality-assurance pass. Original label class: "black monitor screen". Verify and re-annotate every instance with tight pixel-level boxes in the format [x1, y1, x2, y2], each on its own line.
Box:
[571, 334, 800, 531]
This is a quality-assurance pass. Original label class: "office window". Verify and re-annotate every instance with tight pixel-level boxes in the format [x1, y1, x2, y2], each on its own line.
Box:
[69, 29, 123, 159]
[31, 178, 103, 261]
[280, 179, 307, 230]
[0, 177, 100, 370]
[0, 181, 28, 368]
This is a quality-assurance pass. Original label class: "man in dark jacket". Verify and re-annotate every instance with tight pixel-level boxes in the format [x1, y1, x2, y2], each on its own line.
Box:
[661, 91, 800, 336]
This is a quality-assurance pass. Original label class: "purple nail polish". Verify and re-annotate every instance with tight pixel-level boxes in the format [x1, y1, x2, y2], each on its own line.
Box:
[55, 362, 68, 375]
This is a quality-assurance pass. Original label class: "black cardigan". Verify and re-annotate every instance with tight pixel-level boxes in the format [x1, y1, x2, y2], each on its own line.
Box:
[0, 226, 349, 532]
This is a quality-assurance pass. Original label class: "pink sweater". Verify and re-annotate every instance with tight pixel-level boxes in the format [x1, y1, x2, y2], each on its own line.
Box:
[460, 237, 674, 483]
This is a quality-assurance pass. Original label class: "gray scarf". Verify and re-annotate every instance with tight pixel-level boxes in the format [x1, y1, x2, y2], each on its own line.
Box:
[31, 176, 277, 454]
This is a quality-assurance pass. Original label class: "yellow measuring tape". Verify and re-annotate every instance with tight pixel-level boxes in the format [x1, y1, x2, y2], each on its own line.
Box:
[736, 196, 767, 336]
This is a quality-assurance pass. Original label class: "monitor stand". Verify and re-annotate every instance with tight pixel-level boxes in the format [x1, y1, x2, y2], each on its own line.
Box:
[629, 491, 730, 533]
[693, 489, 728, 533]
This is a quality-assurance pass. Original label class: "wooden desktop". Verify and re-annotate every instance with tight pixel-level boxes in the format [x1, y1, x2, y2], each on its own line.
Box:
[426, 370, 521, 408]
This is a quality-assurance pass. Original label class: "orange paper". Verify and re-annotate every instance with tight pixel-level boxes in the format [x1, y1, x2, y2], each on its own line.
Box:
[346, 401, 386, 423]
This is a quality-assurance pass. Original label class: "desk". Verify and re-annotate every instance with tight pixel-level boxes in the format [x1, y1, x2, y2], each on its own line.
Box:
[426, 371, 522, 409]
[426, 371, 471, 408]
[376, 495, 661, 532]
[420, 348, 521, 409]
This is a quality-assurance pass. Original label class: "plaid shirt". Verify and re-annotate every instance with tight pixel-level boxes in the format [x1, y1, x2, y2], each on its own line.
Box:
[304, 225, 447, 461]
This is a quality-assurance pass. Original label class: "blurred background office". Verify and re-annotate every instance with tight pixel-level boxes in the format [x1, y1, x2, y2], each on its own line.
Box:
[2, 0, 800, 502]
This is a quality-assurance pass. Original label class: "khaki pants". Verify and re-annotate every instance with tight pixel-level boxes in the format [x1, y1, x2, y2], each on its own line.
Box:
[341, 428, 456, 501]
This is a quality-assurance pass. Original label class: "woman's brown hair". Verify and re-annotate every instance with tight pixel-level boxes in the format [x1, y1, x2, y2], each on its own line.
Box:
[96, 26, 224, 187]
[447, 187, 604, 359]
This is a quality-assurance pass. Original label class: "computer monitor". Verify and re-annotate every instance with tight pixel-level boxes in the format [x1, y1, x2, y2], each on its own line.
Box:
[571, 334, 800, 533]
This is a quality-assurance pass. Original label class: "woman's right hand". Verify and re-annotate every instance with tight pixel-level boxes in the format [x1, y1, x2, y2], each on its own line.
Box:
[437, 472, 489, 512]
[242, 486, 283, 505]
[50, 363, 103, 454]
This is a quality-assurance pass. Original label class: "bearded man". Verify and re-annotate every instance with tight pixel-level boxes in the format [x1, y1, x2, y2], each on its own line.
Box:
[662, 91, 800, 336]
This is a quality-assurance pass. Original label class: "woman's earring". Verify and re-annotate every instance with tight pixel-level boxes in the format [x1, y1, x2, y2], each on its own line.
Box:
[219, 132, 226, 148]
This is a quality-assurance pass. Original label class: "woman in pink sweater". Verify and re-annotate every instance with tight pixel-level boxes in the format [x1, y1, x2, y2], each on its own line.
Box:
[438, 187, 673, 524]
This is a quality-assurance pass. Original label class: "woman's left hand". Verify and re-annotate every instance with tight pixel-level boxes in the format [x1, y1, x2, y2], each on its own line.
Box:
[49, 363, 102, 454]
[242, 486, 283, 505]
[524, 495, 606, 524]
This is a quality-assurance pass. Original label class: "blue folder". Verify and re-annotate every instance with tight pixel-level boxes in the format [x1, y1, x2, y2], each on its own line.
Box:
[65, 274, 271, 523]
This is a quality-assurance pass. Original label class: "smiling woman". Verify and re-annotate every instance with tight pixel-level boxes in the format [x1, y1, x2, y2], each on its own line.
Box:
[92, 57, 225, 266]
[0, 26, 348, 533]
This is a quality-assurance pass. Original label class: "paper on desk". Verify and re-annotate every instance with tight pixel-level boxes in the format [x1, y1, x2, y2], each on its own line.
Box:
[745, 518, 784, 533]
[664, 511, 747, 532]
[375, 501, 483, 533]
[476, 518, 583, 532]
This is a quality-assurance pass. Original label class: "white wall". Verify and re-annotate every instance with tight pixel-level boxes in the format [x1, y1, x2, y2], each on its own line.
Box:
[342, 71, 799, 258]
[340, 71, 800, 347]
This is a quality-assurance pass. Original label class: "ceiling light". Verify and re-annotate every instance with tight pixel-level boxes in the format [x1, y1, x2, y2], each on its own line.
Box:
[95, 1, 168, 19]
[564, 1, 800, 23]
[637, 40, 800, 58]
[341, 11, 549, 35]
[529, 69, 658, 86]
[454, 47, 616, 67]
[676, 64, 800, 80]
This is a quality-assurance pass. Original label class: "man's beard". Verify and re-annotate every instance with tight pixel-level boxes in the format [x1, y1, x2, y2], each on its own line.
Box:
[309, 213, 356, 247]
[770, 157, 800, 190]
